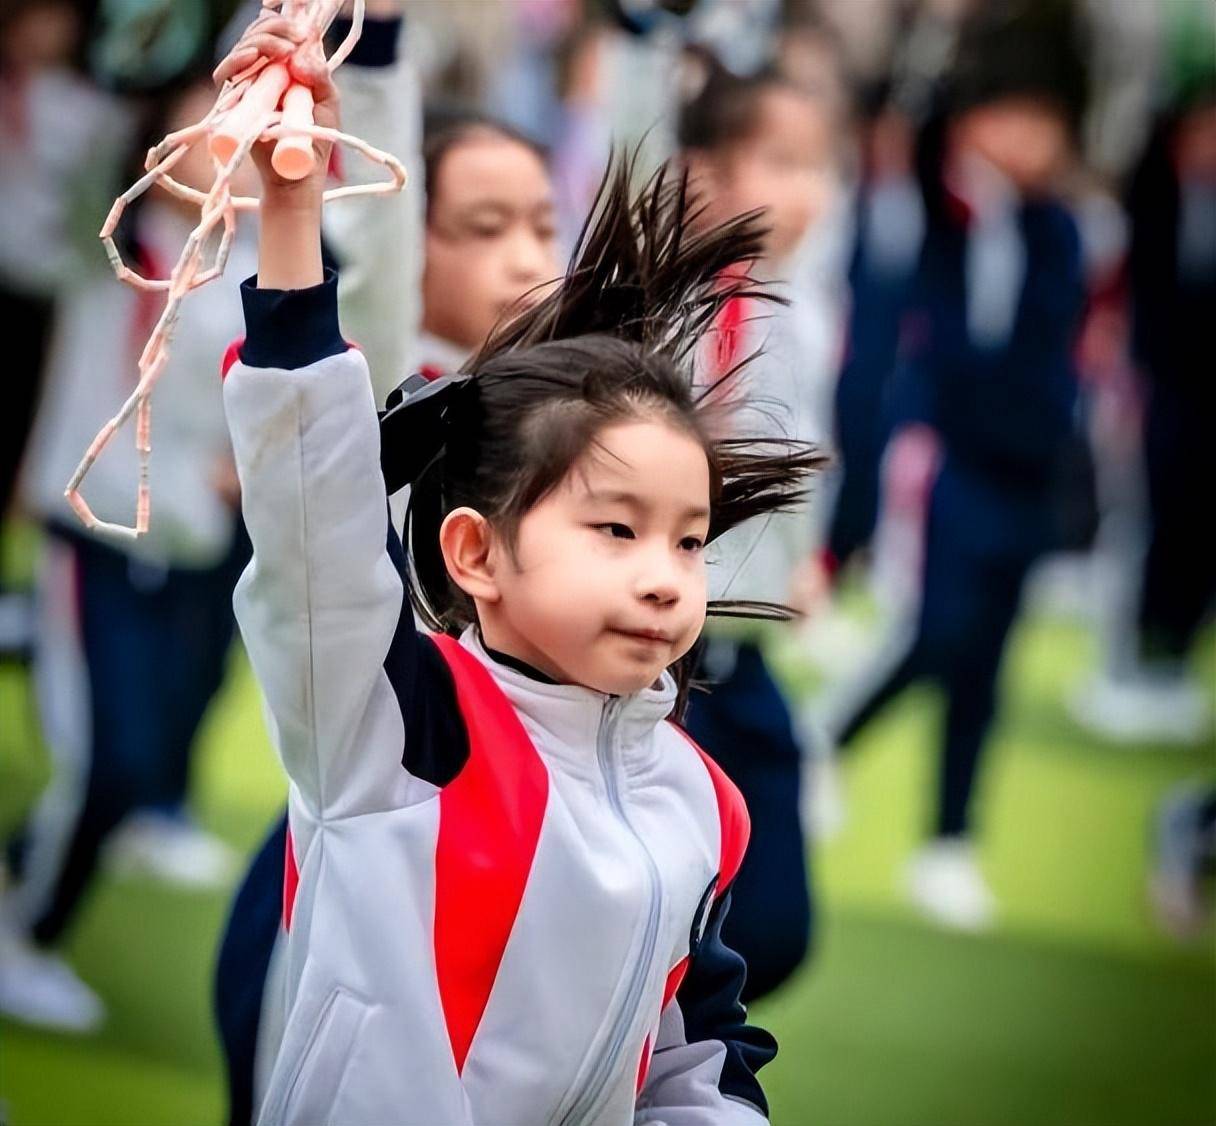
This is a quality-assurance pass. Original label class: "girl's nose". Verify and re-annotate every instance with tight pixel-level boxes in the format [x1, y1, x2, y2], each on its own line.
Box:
[509, 231, 550, 285]
[636, 550, 682, 607]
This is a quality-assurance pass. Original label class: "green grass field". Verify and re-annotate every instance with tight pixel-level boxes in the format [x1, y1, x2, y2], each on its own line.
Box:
[1, 587, 1213, 1126]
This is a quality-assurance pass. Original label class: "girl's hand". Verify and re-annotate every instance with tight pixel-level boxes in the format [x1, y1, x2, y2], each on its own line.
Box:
[883, 423, 942, 514]
[212, 13, 339, 207]
[213, 11, 340, 288]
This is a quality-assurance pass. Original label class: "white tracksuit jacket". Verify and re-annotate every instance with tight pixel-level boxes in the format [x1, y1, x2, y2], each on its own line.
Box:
[223, 272, 777, 1125]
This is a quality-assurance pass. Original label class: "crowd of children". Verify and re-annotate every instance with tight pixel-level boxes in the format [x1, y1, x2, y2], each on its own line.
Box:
[0, 0, 1212, 1121]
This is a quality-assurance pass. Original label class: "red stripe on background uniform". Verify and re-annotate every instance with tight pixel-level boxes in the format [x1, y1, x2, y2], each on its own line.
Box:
[712, 293, 749, 377]
[430, 634, 550, 1073]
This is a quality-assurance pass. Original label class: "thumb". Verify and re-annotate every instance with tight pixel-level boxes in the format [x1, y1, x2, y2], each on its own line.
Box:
[288, 44, 336, 108]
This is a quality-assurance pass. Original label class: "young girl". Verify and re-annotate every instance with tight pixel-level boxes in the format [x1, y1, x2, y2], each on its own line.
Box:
[215, 104, 561, 1124]
[213, 17, 816, 1123]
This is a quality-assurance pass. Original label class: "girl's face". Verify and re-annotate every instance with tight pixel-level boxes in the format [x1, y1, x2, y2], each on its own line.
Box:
[690, 86, 834, 265]
[2, 2, 78, 69]
[423, 134, 559, 350]
[953, 98, 1071, 194]
[456, 418, 712, 695]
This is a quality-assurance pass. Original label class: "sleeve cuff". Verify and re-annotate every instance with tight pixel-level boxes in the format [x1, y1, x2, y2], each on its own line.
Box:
[330, 16, 402, 67]
[239, 270, 347, 370]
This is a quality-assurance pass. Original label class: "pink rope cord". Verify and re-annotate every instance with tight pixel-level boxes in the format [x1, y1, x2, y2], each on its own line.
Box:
[66, 0, 407, 539]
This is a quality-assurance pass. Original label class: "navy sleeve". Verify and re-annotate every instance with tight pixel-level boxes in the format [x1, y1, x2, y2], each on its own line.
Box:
[668, 889, 778, 1114]
[381, 519, 469, 787]
[331, 15, 402, 68]
[239, 270, 347, 370]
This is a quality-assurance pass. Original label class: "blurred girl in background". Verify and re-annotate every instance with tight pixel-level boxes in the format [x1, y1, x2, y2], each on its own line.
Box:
[414, 105, 559, 371]
[0, 4, 417, 1035]
[675, 48, 842, 1000]
[0, 75, 258, 1035]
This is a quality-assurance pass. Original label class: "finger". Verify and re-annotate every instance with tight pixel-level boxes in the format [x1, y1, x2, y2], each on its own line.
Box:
[213, 31, 299, 82]
[235, 31, 298, 58]
[241, 14, 303, 40]
[288, 51, 336, 102]
[216, 18, 301, 70]
[213, 47, 257, 83]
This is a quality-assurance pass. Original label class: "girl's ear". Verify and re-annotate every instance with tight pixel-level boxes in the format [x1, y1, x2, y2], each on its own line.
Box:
[439, 507, 501, 605]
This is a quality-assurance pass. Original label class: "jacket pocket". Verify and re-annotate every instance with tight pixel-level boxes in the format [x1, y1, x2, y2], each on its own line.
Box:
[260, 986, 371, 1126]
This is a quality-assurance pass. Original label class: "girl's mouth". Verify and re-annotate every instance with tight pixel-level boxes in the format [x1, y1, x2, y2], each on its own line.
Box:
[610, 627, 672, 645]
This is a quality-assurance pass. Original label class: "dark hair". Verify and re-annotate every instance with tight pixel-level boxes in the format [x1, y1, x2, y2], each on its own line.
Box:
[676, 46, 807, 152]
[401, 154, 824, 701]
[422, 104, 548, 219]
[945, 0, 1089, 134]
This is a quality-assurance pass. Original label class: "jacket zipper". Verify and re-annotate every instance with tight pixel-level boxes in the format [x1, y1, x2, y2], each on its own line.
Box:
[557, 697, 663, 1125]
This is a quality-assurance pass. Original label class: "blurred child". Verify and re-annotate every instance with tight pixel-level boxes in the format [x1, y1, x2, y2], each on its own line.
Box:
[819, 6, 1089, 930]
[1071, 85, 1215, 744]
[415, 106, 558, 370]
[0, 0, 123, 516]
[214, 103, 560, 1125]
[825, 87, 924, 576]
[206, 11, 822, 1119]
[0, 7, 417, 1035]
[0, 76, 257, 1035]
[676, 49, 839, 999]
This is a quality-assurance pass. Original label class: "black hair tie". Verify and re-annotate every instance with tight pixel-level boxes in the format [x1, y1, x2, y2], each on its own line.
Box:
[378, 372, 466, 495]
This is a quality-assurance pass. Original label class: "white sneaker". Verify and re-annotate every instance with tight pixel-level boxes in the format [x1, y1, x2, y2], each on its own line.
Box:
[905, 838, 997, 933]
[1069, 670, 1212, 746]
[104, 811, 238, 889]
[0, 924, 105, 1033]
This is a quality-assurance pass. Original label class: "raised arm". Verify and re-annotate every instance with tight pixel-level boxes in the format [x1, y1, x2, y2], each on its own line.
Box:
[215, 19, 430, 820]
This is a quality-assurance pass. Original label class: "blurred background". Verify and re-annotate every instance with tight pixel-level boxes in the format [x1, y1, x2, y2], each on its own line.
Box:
[0, 0, 1213, 1123]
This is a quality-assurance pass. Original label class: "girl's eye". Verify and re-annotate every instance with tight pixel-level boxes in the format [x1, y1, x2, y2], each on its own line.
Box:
[595, 523, 635, 540]
[679, 536, 705, 553]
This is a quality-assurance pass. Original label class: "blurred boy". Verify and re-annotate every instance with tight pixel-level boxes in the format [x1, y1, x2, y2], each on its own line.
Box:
[1071, 82, 1216, 743]
[819, 3, 1089, 930]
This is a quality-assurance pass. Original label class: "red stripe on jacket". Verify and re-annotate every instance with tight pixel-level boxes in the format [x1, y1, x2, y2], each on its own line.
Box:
[283, 825, 300, 931]
[669, 723, 750, 892]
[430, 634, 550, 1073]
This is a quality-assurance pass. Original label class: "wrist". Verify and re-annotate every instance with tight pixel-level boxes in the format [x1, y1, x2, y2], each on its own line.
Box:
[257, 201, 323, 290]
[260, 183, 324, 215]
